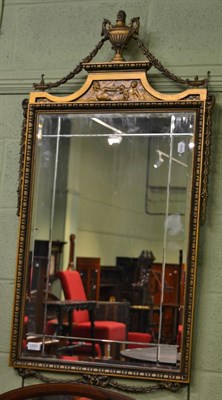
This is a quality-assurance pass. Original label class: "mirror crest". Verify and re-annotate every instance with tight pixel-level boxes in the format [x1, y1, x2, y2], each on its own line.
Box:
[30, 62, 207, 105]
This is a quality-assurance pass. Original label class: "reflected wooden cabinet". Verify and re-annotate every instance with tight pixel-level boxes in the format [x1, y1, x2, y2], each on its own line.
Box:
[32, 240, 67, 281]
[99, 257, 184, 344]
[99, 266, 121, 301]
[76, 257, 101, 301]
[26, 240, 66, 333]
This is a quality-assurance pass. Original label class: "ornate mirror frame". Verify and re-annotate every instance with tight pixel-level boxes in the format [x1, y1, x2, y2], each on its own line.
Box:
[10, 11, 215, 393]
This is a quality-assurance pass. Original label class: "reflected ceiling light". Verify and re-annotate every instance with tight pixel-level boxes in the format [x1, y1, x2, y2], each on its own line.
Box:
[92, 117, 124, 146]
[154, 150, 164, 168]
[170, 115, 176, 133]
[189, 141, 195, 149]
[108, 136, 122, 145]
[37, 123, 43, 140]
[92, 117, 125, 135]
[154, 149, 188, 168]
[177, 141, 186, 155]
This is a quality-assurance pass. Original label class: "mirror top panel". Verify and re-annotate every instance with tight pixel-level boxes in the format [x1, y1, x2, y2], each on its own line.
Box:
[29, 61, 207, 105]
[10, 10, 215, 390]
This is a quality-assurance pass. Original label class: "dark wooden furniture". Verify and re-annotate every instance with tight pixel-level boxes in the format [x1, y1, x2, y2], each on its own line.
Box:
[46, 299, 96, 357]
[0, 383, 135, 400]
[26, 240, 66, 333]
[76, 257, 101, 300]
[55, 270, 127, 358]
[116, 257, 138, 302]
[99, 266, 121, 301]
[32, 239, 66, 281]
[95, 301, 129, 322]
[99, 257, 184, 344]
[129, 304, 160, 335]
[46, 300, 96, 335]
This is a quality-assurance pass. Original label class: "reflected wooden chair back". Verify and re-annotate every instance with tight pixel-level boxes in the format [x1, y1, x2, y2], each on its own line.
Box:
[56, 270, 127, 357]
[57, 270, 90, 323]
[76, 257, 101, 301]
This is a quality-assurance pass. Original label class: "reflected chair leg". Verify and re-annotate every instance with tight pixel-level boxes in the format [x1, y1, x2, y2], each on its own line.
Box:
[104, 343, 111, 358]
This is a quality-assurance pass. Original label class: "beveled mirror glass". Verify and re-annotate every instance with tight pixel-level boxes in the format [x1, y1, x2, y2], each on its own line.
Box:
[10, 11, 214, 390]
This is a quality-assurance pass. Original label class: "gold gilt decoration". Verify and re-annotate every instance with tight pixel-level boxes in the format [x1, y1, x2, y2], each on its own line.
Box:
[12, 9, 215, 391]
[33, 37, 108, 91]
[101, 10, 140, 61]
[17, 99, 29, 217]
[79, 79, 155, 102]
[33, 11, 209, 91]
[134, 38, 209, 88]
[17, 370, 182, 394]
[201, 94, 216, 222]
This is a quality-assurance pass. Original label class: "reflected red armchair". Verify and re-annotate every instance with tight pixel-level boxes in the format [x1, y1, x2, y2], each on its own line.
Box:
[53, 270, 126, 356]
[127, 331, 152, 349]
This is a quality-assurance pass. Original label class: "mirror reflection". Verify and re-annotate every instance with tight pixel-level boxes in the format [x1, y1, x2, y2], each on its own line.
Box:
[23, 111, 195, 368]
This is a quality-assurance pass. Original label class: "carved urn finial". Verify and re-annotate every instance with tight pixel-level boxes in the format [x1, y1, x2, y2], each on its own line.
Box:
[101, 10, 140, 62]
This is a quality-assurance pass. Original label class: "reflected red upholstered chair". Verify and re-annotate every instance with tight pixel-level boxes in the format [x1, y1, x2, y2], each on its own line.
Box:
[55, 270, 126, 355]
[177, 324, 183, 350]
[127, 331, 152, 349]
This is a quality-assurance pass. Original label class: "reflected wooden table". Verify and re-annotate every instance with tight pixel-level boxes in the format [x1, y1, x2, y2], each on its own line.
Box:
[130, 304, 182, 343]
[121, 345, 178, 365]
[45, 300, 96, 356]
[129, 304, 160, 333]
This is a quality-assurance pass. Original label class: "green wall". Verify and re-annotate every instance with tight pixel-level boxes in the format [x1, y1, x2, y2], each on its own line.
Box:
[0, 0, 221, 398]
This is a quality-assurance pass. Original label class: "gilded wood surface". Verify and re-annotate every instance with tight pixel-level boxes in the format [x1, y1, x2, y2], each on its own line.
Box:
[78, 80, 155, 102]
[12, 9, 214, 390]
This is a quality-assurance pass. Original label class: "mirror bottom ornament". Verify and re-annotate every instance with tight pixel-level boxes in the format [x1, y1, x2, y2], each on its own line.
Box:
[17, 369, 182, 394]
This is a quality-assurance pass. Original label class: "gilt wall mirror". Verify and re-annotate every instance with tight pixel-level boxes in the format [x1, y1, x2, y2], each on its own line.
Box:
[10, 11, 215, 393]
